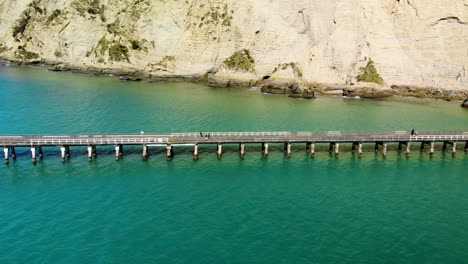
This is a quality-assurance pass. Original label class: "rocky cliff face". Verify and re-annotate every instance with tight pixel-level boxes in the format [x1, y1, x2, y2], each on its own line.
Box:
[0, 0, 467, 98]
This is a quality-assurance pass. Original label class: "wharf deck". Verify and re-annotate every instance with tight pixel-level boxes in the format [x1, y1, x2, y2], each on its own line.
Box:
[1, 131, 467, 164]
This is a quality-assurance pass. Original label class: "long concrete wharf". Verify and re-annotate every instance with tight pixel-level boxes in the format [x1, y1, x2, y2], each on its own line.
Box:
[1, 131, 467, 164]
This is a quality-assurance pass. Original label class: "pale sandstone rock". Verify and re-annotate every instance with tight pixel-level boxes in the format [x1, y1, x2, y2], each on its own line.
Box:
[0, 0, 466, 97]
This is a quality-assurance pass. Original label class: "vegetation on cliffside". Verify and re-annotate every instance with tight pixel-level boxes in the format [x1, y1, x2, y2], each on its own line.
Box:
[15, 46, 39, 60]
[223, 49, 255, 72]
[357, 59, 384, 85]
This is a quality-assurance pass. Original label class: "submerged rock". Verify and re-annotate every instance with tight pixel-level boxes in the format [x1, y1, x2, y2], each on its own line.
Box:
[288, 89, 316, 99]
[343, 86, 393, 99]
[261, 83, 315, 99]
[260, 83, 291, 94]
[119, 76, 142, 82]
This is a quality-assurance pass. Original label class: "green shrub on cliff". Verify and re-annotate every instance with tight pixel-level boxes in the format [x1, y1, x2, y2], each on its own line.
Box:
[0, 43, 7, 54]
[109, 43, 129, 62]
[72, 0, 106, 22]
[13, 13, 32, 38]
[54, 50, 63, 58]
[357, 59, 384, 85]
[47, 9, 62, 24]
[223, 49, 255, 72]
[106, 19, 121, 35]
[15, 46, 39, 60]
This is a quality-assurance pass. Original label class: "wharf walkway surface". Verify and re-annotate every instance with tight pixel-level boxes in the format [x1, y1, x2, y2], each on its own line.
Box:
[1, 131, 467, 164]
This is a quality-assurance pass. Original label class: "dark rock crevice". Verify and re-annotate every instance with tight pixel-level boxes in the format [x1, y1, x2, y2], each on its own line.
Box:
[431, 16, 467, 26]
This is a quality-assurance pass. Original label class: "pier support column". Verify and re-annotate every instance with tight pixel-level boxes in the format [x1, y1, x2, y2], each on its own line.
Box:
[193, 144, 199, 160]
[420, 142, 426, 153]
[65, 146, 71, 158]
[464, 141, 467, 153]
[11, 147, 16, 160]
[287, 143, 292, 158]
[382, 143, 388, 158]
[358, 143, 363, 158]
[92, 146, 97, 157]
[60, 146, 66, 163]
[166, 144, 174, 161]
[4, 147, 9, 164]
[31, 147, 37, 165]
[329, 143, 335, 153]
[142, 145, 149, 161]
[406, 142, 411, 157]
[264, 143, 269, 158]
[398, 142, 403, 153]
[374, 142, 379, 153]
[352, 142, 357, 153]
[334, 143, 340, 158]
[119, 145, 123, 157]
[240, 143, 245, 159]
[442, 142, 448, 152]
[38, 147, 43, 160]
[217, 144, 223, 159]
[452, 142, 457, 157]
[310, 143, 315, 158]
[87, 146, 93, 162]
[430, 142, 435, 157]
[115, 145, 121, 161]
[306, 143, 311, 153]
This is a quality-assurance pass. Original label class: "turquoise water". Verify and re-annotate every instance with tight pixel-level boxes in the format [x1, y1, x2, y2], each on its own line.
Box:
[0, 66, 467, 263]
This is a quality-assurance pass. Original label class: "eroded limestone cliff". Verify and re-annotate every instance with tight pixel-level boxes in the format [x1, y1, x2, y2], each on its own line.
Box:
[0, 0, 467, 99]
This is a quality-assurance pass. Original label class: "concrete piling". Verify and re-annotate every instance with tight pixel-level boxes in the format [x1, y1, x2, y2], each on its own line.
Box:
[306, 143, 311, 153]
[286, 142, 292, 158]
[382, 143, 388, 158]
[374, 142, 379, 153]
[193, 144, 199, 160]
[119, 145, 123, 156]
[442, 142, 448, 152]
[11, 147, 16, 160]
[452, 142, 457, 157]
[329, 143, 334, 153]
[31, 147, 37, 165]
[60, 146, 66, 162]
[310, 143, 315, 158]
[430, 142, 435, 157]
[92, 146, 97, 157]
[398, 142, 403, 153]
[264, 143, 269, 158]
[352, 142, 357, 153]
[166, 144, 174, 161]
[38, 147, 43, 160]
[217, 144, 223, 159]
[335, 143, 340, 158]
[240, 143, 245, 159]
[420, 142, 425, 153]
[65, 146, 71, 158]
[4, 147, 9, 164]
[358, 142, 363, 158]
[115, 145, 121, 161]
[142, 145, 149, 161]
[87, 146, 93, 162]
[406, 142, 411, 157]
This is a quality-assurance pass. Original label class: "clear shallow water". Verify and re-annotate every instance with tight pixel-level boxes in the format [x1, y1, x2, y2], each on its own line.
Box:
[0, 66, 467, 264]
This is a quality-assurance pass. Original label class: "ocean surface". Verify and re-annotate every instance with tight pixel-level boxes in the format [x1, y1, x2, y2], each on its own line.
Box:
[0, 65, 467, 264]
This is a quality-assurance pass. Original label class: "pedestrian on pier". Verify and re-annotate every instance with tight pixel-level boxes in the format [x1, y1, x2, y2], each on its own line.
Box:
[411, 129, 415, 136]
[200, 132, 203, 137]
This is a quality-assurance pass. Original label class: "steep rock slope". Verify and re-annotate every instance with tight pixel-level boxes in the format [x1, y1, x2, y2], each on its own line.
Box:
[0, 0, 466, 97]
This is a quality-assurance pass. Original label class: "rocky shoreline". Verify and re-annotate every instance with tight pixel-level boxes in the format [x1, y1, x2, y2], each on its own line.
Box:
[2, 58, 467, 103]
